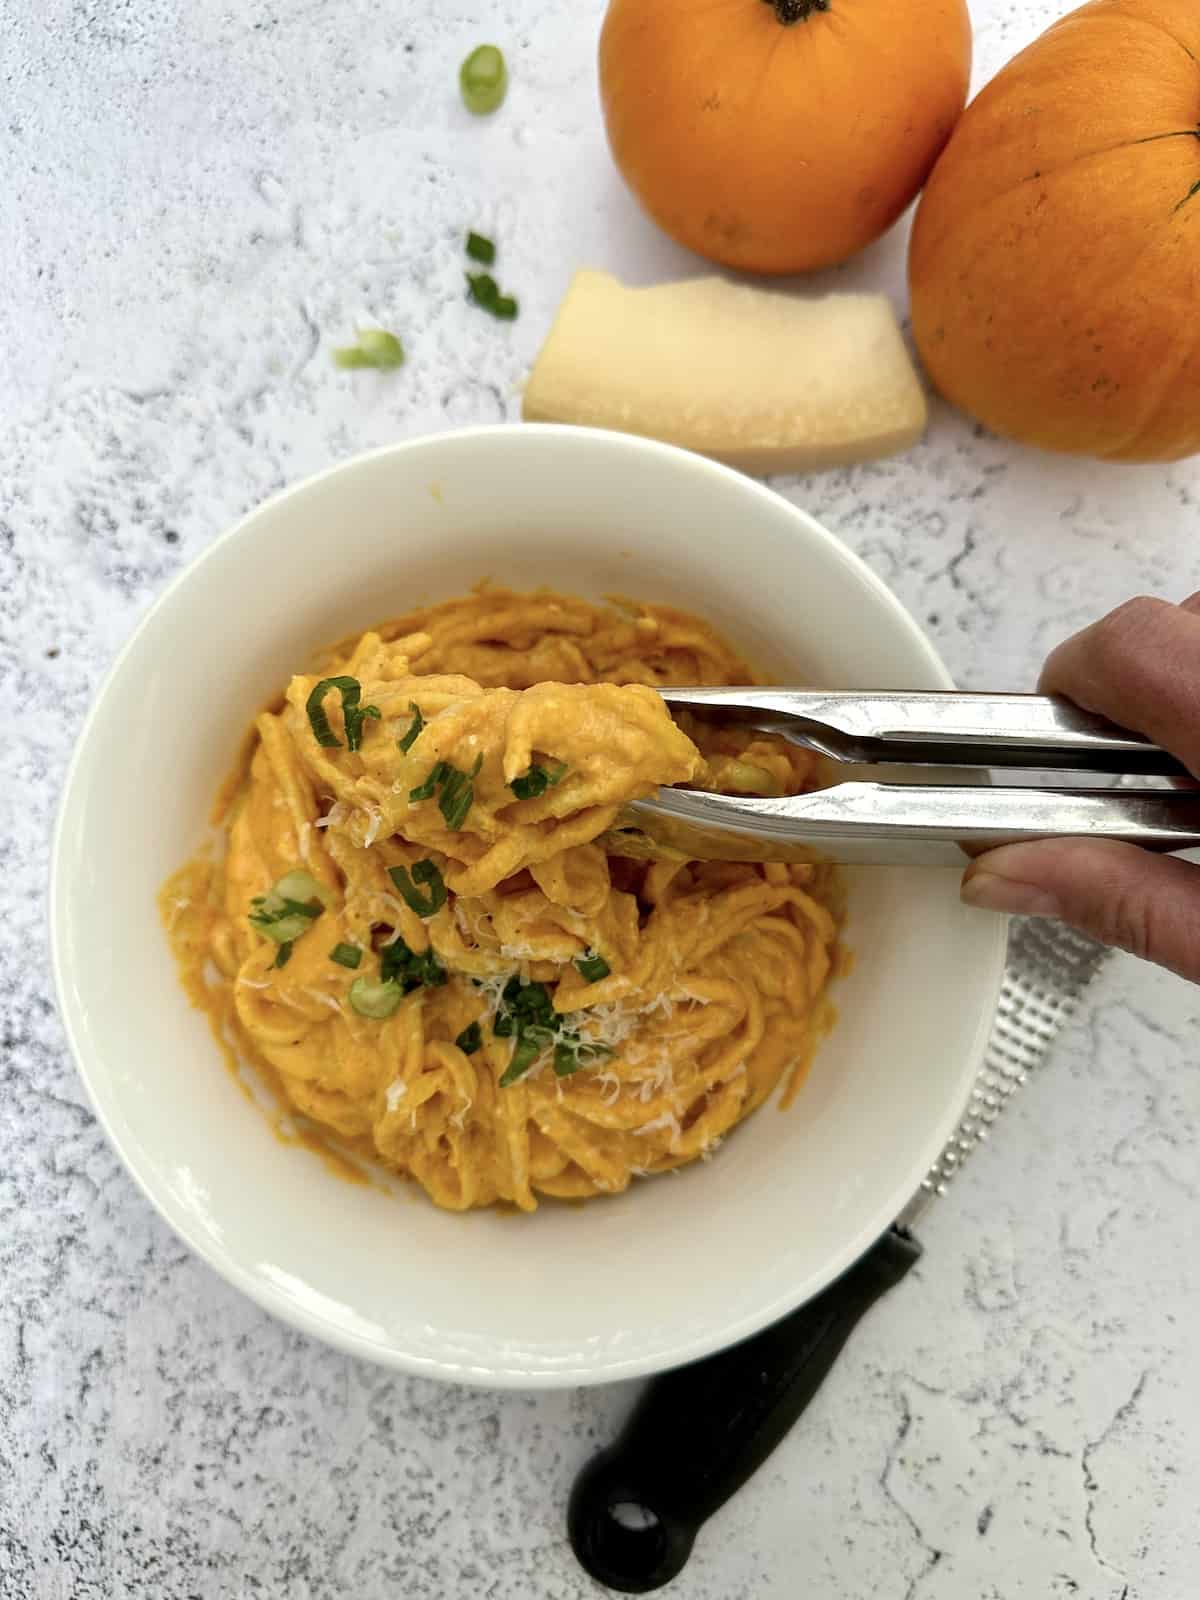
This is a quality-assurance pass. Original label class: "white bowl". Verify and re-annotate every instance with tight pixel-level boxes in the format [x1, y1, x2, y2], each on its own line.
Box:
[51, 425, 1005, 1388]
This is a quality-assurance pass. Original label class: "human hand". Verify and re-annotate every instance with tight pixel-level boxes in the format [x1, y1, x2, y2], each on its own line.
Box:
[961, 595, 1200, 980]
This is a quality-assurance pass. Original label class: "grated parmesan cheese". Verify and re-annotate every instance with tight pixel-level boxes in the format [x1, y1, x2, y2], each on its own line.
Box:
[165, 895, 191, 931]
[638, 990, 678, 1020]
[361, 806, 383, 848]
[581, 1002, 640, 1052]
[498, 941, 541, 962]
[385, 1079, 407, 1113]
[594, 1068, 623, 1106]
[303, 988, 343, 1014]
[314, 801, 348, 830]
[635, 1111, 682, 1150]
[472, 969, 521, 1020]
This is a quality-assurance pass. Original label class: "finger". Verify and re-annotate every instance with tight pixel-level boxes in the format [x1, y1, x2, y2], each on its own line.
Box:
[1038, 596, 1200, 775]
[1039, 595, 1200, 755]
[961, 838, 1200, 982]
[1165, 582, 1200, 780]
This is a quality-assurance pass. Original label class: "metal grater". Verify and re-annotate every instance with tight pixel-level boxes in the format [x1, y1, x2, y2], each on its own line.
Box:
[567, 915, 1118, 1595]
[897, 916, 1111, 1230]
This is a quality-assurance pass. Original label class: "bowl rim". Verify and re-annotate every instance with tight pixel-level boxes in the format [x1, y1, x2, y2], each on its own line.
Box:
[50, 424, 1007, 1387]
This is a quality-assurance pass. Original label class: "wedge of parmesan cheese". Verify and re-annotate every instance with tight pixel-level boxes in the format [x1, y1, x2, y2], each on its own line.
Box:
[521, 271, 927, 473]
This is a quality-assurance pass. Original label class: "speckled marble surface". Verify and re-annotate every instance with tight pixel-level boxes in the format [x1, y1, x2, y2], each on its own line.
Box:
[4, 2, 1200, 1596]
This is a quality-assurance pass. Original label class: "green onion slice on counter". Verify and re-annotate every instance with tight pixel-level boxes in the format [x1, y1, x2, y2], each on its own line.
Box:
[459, 44, 507, 115]
[332, 329, 405, 370]
[465, 231, 496, 265]
[465, 271, 518, 320]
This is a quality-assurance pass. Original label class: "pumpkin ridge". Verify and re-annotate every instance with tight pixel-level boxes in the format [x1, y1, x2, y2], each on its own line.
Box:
[909, 0, 1200, 462]
[1050, 3, 1200, 68]
[916, 129, 1200, 252]
[999, 127, 1200, 196]
[1110, 2, 1199, 68]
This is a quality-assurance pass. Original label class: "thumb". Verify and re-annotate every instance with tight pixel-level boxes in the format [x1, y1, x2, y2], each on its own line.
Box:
[961, 837, 1200, 982]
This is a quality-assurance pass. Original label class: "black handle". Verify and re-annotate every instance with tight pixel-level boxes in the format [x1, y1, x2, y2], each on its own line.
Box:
[568, 1227, 922, 1593]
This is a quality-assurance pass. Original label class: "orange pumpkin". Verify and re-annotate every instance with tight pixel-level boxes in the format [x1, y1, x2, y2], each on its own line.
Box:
[910, 0, 1200, 462]
[598, 0, 972, 275]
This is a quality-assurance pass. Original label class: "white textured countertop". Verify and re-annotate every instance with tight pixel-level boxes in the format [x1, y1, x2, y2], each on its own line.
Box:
[4, 2, 1200, 1595]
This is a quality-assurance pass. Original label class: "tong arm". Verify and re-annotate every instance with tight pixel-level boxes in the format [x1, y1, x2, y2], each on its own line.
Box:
[659, 689, 1185, 777]
[619, 783, 1200, 868]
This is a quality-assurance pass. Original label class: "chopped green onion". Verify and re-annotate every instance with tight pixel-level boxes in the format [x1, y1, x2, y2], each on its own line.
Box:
[455, 1021, 483, 1055]
[379, 935, 447, 993]
[305, 676, 381, 752]
[274, 942, 294, 969]
[466, 231, 496, 265]
[493, 978, 583, 1085]
[397, 702, 425, 754]
[329, 942, 363, 969]
[439, 754, 483, 830]
[554, 1040, 578, 1076]
[263, 868, 334, 908]
[466, 270, 499, 307]
[332, 329, 406, 371]
[248, 869, 330, 944]
[575, 951, 610, 983]
[409, 760, 447, 803]
[509, 761, 567, 801]
[466, 271, 519, 321]
[332, 346, 371, 370]
[250, 909, 318, 944]
[460, 43, 507, 115]
[554, 1039, 614, 1078]
[493, 976, 555, 1033]
[388, 859, 447, 919]
[409, 756, 482, 829]
[500, 1025, 554, 1086]
[348, 976, 404, 1019]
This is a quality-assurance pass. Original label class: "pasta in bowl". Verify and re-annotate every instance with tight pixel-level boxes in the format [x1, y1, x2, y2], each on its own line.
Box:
[164, 590, 843, 1212]
[52, 425, 1006, 1385]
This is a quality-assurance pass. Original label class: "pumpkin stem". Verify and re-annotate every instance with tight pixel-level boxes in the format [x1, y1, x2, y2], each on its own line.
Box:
[763, 0, 830, 23]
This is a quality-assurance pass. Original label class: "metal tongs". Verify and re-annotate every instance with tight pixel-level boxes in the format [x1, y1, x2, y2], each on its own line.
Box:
[621, 689, 1200, 867]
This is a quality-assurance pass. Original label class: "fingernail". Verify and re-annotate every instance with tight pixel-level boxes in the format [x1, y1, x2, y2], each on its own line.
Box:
[961, 868, 1062, 918]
